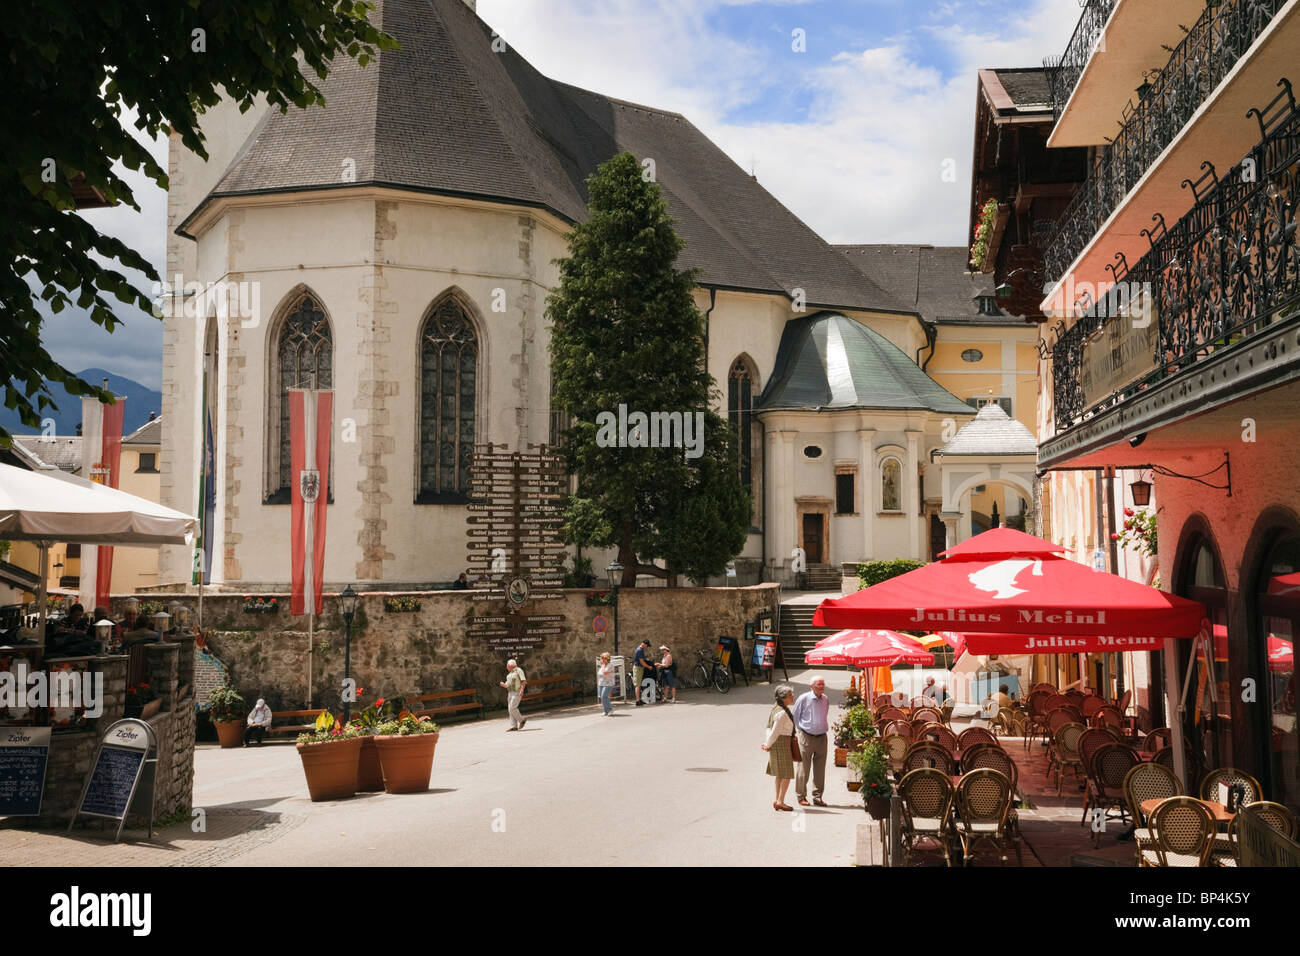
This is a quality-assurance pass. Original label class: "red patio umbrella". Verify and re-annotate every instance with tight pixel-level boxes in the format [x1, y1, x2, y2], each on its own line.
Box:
[812, 528, 1205, 638]
[804, 629, 934, 667]
[963, 632, 1164, 655]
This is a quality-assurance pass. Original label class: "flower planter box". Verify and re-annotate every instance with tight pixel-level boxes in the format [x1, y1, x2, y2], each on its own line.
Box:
[374, 732, 439, 793]
[866, 796, 891, 820]
[834, 740, 865, 767]
[214, 719, 244, 748]
[296, 736, 364, 801]
[383, 598, 422, 613]
[357, 735, 385, 792]
[847, 780, 862, 792]
[141, 698, 163, 720]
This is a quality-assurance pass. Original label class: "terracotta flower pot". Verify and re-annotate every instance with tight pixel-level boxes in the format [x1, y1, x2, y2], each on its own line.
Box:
[141, 698, 163, 720]
[374, 732, 439, 793]
[834, 747, 848, 767]
[357, 735, 385, 792]
[214, 719, 245, 749]
[296, 736, 363, 801]
[866, 796, 891, 820]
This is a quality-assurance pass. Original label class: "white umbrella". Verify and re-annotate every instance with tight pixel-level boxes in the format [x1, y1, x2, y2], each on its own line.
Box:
[0, 462, 196, 643]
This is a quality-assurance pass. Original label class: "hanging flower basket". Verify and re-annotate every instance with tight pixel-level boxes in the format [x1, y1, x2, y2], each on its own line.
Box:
[384, 597, 422, 613]
[585, 591, 614, 607]
[243, 596, 280, 614]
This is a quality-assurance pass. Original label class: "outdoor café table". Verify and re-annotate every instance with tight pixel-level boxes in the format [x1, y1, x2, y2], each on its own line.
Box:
[1140, 798, 1234, 825]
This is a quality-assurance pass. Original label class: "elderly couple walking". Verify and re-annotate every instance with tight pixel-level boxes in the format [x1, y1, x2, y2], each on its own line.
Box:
[761, 678, 830, 811]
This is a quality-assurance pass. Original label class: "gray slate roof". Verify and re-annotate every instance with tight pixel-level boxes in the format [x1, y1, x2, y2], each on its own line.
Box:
[756, 312, 974, 415]
[180, 0, 909, 315]
[124, 417, 161, 446]
[835, 245, 1020, 326]
[12, 436, 82, 473]
[939, 402, 1037, 456]
[991, 68, 1053, 113]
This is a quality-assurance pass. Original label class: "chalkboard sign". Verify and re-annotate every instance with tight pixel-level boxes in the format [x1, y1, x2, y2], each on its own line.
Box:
[0, 726, 50, 815]
[70, 719, 155, 842]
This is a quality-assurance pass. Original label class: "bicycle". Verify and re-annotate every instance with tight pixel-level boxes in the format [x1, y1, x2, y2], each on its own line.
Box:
[691, 648, 733, 694]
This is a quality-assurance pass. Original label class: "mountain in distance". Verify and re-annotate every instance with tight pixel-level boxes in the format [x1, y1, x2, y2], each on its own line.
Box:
[0, 368, 162, 438]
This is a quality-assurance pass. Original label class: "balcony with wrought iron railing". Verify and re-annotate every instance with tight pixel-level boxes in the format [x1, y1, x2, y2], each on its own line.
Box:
[1043, 0, 1292, 286]
[1045, 0, 1117, 117]
[1048, 81, 1299, 435]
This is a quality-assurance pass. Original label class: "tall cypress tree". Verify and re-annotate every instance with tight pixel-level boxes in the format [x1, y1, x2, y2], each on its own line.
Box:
[547, 153, 749, 585]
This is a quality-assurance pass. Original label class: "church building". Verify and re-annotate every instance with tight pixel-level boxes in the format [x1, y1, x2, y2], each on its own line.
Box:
[158, 0, 1038, 590]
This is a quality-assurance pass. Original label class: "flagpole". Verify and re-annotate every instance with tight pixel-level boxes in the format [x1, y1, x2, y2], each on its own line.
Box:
[307, 610, 314, 708]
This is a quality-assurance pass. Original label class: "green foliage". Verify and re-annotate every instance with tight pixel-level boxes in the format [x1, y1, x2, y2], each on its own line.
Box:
[206, 685, 245, 722]
[1, 0, 397, 443]
[349, 695, 406, 732]
[296, 709, 365, 745]
[562, 554, 594, 588]
[848, 739, 892, 799]
[858, 559, 926, 589]
[831, 704, 876, 749]
[969, 198, 998, 270]
[1114, 506, 1158, 558]
[374, 714, 439, 736]
[547, 152, 749, 583]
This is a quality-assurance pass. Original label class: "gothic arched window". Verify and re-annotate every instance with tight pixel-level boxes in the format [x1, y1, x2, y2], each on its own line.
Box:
[269, 295, 332, 500]
[728, 358, 754, 493]
[419, 297, 478, 500]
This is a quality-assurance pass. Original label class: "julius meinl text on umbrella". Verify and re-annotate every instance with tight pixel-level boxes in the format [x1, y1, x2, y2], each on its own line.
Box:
[907, 608, 1109, 626]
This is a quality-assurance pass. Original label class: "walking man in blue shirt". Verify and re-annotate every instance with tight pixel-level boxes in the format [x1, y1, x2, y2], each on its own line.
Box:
[792, 678, 830, 806]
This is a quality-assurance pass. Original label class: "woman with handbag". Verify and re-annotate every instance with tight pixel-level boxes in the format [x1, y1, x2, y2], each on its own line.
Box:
[761, 685, 799, 811]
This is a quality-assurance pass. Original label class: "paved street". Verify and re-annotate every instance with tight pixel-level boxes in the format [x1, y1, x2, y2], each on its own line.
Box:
[3, 668, 875, 867]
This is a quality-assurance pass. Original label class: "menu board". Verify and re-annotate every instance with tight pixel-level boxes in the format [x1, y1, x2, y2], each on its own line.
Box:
[79, 747, 146, 819]
[0, 726, 51, 815]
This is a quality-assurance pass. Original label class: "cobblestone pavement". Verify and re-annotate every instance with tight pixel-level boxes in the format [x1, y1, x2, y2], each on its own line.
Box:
[0, 808, 307, 867]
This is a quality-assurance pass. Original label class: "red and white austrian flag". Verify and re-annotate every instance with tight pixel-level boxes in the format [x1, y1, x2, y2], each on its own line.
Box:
[289, 389, 332, 616]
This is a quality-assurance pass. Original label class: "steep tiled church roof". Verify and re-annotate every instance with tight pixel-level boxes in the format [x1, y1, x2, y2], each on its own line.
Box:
[179, 0, 909, 315]
[835, 245, 1020, 326]
[756, 312, 974, 414]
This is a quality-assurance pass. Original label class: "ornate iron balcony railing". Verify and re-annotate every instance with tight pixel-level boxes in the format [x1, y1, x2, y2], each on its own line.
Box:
[1043, 0, 1289, 284]
[1045, 0, 1117, 116]
[1052, 80, 1300, 432]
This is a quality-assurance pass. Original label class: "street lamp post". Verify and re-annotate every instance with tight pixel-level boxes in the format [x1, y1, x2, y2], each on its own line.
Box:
[605, 560, 623, 656]
[340, 584, 358, 723]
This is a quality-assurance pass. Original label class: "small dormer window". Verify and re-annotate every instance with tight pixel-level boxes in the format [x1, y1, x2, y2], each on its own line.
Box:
[976, 295, 1002, 316]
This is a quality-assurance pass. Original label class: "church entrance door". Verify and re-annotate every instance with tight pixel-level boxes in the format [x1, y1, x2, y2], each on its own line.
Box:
[802, 513, 824, 564]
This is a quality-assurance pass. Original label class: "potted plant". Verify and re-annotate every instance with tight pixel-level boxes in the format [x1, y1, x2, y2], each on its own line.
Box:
[207, 686, 246, 749]
[349, 695, 407, 792]
[295, 710, 365, 801]
[372, 713, 440, 794]
[125, 682, 162, 720]
[832, 703, 875, 767]
[848, 740, 893, 818]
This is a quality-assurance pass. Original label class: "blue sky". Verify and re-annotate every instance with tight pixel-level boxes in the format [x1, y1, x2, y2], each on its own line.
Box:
[47, 0, 1079, 393]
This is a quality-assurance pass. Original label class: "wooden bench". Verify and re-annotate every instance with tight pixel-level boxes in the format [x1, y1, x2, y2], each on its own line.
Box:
[267, 708, 325, 738]
[408, 688, 484, 723]
[520, 674, 582, 709]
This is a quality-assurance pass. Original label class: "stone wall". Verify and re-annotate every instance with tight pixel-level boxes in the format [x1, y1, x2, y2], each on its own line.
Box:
[27, 641, 196, 830]
[112, 585, 780, 711]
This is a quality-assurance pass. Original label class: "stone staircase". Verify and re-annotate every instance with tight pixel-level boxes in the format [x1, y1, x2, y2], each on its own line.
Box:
[778, 603, 841, 669]
[803, 563, 842, 590]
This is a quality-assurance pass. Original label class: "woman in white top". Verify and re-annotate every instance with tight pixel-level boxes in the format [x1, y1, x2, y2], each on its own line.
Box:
[761, 685, 798, 811]
[596, 651, 617, 716]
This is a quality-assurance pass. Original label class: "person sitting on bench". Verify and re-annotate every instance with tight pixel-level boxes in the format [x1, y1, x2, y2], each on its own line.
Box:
[245, 698, 272, 746]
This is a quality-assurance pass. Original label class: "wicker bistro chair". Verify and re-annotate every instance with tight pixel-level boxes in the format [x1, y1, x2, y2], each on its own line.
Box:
[1077, 728, 1114, 780]
[1090, 706, 1125, 731]
[910, 696, 929, 710]
[1031, 683, 1058, 695]
[917, 723, 958, 753]
[940, 699, 955, 726]
[1051, 723, 1087, 795]
[1025, 692, 1053, 750]
[882, 720, 913, 740]
[1104, 726, 1128, 744]
[1064, 690, 1085, 708]
[962, 745, 1019, 796]
[897, 769, 956, 867]
[1123, 761, 1183, 866]
[1046, 708, 1077, 737]
[1199, 767, 1263, 807]
[1042, 693, 1071, 714]
[873, 694, 893, 709]
[957, 726, 998, 751]
[954, 769, 1023, 866]
[1152, 745, 1204, 791]
[1083, 744, 1139, 846]
[912, 706, 943, 725]
[882, 733, 912, 774]
[1209, 802, 1299, 867]
[1143, 727, 1172, 753]
[1141, 797, 1216, 867]
[903, 741, 956, 776]
[1080, 696, 1106, 720]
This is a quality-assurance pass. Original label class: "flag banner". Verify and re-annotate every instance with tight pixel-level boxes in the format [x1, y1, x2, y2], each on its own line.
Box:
[289, 389, 332, 616]
[94, 398, 125, 611]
